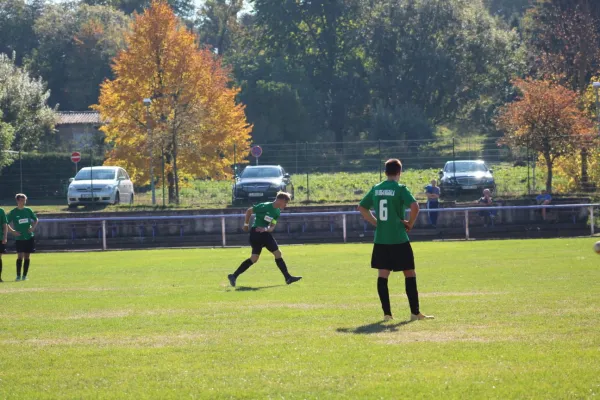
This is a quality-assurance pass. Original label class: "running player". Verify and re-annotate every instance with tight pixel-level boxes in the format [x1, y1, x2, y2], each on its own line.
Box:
[358, 159, 433, 321]
[7, 194, 38, 281]
[228, 192, 302, 287]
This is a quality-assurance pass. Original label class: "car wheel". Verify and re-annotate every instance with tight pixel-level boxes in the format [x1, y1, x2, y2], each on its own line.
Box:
[113, 191, 120, 205]
[68, 204, 77, 209]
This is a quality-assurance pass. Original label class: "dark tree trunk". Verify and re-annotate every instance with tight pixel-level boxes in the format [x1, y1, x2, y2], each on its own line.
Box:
[545, 155, 553, 193]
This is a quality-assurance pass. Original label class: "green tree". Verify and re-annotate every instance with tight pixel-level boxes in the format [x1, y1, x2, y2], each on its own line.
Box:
[82, 0, 195, 19]
[195, 0, 243, 56]
[28, 3, 129, 110]
[251, 0, 370, 144]
[0, 53, 56, 152]
[0, 0, 42, 65]
[367, 0, 524, 135]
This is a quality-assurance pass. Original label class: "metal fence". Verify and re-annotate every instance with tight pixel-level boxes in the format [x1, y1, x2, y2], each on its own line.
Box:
[32, 203, 598, 251]
[1, 136, 597, 208]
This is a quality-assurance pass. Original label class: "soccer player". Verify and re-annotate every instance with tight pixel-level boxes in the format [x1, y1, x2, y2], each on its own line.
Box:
[228, 192, 302, 287]
[7, 194, 38, 281]
[358, 159, 433, 322]
[0, 204, 8, 282]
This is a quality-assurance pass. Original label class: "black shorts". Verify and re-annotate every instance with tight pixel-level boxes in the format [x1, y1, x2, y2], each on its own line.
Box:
[15, 238, 35, 254]
[249, 228, 279, 255]
[0, 243, 5, 253]
[371, 242, 415, 271]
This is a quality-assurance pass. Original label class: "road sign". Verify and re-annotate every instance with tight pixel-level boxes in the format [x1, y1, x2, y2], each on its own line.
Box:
[250, 145, 262, 158]
[71, 152, 81, 163]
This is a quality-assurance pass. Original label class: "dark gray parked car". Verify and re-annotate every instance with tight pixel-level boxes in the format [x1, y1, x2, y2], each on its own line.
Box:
[232, 165, 294, 205]
[438, 160, 495, 197]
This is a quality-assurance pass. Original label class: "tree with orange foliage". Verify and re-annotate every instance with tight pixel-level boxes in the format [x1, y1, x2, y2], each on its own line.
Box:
[495, 78, 592, 193]
[94, 0, 250, 203]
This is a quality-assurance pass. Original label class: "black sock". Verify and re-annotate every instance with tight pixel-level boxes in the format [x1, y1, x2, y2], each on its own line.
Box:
[233, 258, 253, 277]
[275, 258, 292, 280]
[0, 258, 3, 279]
[405, 277, 420, 315]
[377, 277, 392, 316]
[16, 259, 22, 277]
[23, 259, 30, 277]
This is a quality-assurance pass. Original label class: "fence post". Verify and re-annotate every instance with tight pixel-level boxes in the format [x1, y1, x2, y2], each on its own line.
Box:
[305, 142, 309, 203]
[342, 214, 347, 243]
[102, 220, 107, 250]
[590, 206, 595, 236]
[221, 217, 226, 247]
[465, 210, 470, 240]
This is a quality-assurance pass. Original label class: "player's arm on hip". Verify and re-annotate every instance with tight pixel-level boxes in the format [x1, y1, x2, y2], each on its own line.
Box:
[357, 205, 377, 227]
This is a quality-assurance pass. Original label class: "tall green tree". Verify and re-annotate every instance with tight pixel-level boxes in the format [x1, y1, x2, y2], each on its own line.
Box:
[195, 0, 244, 56]
[251, 0, 370, 144]
[0, 0, 43, 65]
[0, 53, 56, 152]
[28, 3, 129, 110]
[367, 0, 524, 137]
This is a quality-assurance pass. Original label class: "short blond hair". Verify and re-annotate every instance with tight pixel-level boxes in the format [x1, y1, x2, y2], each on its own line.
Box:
[276, 191, 292, 201]
[15, 193, 27, 200]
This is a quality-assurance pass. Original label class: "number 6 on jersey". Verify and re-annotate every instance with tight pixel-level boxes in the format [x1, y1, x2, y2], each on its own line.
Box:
[379, 199, 388, 221]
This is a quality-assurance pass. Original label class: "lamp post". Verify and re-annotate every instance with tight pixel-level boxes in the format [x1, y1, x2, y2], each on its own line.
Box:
[143, 98, 156, 205]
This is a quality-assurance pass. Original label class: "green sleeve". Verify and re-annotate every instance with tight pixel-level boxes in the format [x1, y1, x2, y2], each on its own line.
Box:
[399, 186, 417, 206]
[359, 187, 375, 209]
[6, 210, 13, 224]
[29, 208, 38, 221]
[1, 211, 6, 224]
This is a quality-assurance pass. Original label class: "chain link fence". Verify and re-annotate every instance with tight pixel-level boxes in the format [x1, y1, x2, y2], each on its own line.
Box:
[0, 136, 596, 210]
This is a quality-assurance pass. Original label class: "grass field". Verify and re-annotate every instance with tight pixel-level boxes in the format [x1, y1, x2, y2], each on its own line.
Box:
[0, 239, 599, 399]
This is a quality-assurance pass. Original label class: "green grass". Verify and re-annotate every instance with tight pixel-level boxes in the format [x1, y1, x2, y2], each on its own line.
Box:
[1, 239, 599, 399]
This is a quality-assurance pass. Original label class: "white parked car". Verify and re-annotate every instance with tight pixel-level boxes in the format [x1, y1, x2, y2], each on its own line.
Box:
[67, 166, 135, 208]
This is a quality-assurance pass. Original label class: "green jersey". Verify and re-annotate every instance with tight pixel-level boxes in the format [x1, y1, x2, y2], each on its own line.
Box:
[359, 180, 417, 244]
[8, 207, 37, 241]
[252, 202, 281, 228]
[0, 208, 7, 236]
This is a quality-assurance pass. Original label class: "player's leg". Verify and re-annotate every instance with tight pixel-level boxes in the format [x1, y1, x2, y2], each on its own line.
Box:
[377, 268, 393, 320]
[372, 244, 393, 319]
[269, 237, 301, 284]
[0, 253, 3, 282]
[399, 243, 433, 320]
[16, 252, 23, 281]
[228, 230, 263, 287]
[22, 253, 31, 281]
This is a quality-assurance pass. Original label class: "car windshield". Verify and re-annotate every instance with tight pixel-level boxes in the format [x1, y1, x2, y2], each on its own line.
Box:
[241, 167, 281, 178]
[445, 162, 487, 173]
[75, 169, 116, 181]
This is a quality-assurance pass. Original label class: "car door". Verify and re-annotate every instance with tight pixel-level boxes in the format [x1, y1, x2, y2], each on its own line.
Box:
[122, 169, 134, 201]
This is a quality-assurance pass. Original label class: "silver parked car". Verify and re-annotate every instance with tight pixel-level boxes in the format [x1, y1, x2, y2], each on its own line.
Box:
[67, 166, 135, 208]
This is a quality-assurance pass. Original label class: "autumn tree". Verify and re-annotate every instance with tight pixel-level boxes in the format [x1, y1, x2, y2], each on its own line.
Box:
[495, 78, 592, 192]
[525, 1, 600, 189]
[95, 1, 250, 203]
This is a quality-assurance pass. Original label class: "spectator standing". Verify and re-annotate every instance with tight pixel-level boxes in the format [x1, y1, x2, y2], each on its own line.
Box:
[424, 179, 440, 228]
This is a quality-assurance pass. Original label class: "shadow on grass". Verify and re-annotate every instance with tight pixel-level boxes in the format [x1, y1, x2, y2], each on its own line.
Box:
[235, 285, 286, 292]
[337, 319, 414, 335]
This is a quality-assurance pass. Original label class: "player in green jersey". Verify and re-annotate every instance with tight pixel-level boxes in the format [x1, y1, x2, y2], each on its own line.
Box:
[358, 159, 433, 321]
[7, 194, 38, 281]
[228, 192, 302, 287]
[0, 205, 9, 282]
